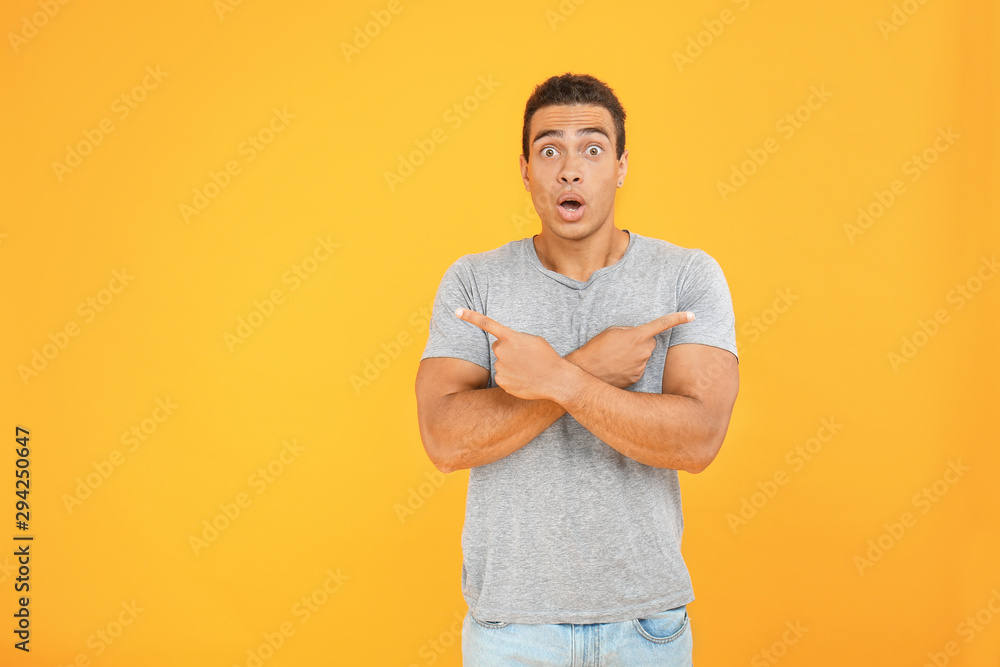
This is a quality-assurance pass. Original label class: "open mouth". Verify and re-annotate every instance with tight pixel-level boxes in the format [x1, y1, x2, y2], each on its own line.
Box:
[557, 193, 587, 221]
[556, 194, 586, 222]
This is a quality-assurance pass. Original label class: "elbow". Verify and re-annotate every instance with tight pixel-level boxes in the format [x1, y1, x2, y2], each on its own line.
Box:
[416, 382, 468, 474]
[435, 445, 471, 474]
[416, 401, 455, 473]
[685, 427, 726, 474]
[683, 455, 710, 475]
[683, 451, 713, 475]
[431, 440, 461, 474]
[686, 457, 712, 475]
[434, 453, 468, 475]
[434, 459, 456, 475]
[420, 425, 461, 474]
[422, 433, 453, 474]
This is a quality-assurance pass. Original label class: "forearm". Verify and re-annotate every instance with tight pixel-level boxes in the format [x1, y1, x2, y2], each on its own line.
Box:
[431, 350, 595, 472]
[431, 387, 565, 472]
[551, 363, 714, 472]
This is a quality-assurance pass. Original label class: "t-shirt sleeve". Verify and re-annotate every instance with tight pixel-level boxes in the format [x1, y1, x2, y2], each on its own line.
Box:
[419, 257, 492, 372]
[668, 249, 739, 363]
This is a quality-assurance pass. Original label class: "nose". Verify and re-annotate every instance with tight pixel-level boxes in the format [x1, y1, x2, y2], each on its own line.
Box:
[558, 154, 583, 184]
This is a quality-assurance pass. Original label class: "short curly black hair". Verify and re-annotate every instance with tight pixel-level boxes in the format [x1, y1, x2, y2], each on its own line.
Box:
[522, 73, 626, 163]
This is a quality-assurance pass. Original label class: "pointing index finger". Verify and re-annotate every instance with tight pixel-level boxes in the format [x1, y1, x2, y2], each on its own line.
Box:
[455, 308, 511, 338]
[639, 311, 695, 337]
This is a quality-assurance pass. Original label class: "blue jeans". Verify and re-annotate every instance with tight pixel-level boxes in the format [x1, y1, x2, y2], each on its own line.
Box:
[462, 604, 693, 666]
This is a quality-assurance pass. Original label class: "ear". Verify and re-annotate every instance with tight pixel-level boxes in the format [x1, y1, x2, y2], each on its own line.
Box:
[617, 149, 628, 185]
[519, 153, 530, 190]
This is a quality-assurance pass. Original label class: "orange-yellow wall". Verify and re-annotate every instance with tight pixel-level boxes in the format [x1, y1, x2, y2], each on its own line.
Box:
[2, 0, 998, 665]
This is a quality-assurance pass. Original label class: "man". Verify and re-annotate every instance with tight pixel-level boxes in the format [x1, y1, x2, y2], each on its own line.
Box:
[414, 72, 739, 666]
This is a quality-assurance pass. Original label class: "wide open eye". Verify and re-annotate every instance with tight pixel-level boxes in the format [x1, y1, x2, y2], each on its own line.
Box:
[586, 145, 603, 156]
[542, 147, 557, 158]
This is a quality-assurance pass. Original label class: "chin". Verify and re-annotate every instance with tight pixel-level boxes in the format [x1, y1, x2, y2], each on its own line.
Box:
[550, 222, 599, 240]
[550, 212, 604, 233]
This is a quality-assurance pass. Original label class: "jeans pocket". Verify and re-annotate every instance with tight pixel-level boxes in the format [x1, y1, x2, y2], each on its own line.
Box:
[472, 614, 510, 630]
[632, 605, 689, 644]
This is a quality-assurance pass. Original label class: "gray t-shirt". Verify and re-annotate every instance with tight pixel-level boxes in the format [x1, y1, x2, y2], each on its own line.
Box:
[420, 229, 738, 625]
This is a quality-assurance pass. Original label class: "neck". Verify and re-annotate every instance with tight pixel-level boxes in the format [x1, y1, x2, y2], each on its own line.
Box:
[533, 224, 629, 282]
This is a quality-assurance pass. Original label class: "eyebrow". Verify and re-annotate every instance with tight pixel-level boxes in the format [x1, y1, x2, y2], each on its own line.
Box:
[532, 127, 611, 147]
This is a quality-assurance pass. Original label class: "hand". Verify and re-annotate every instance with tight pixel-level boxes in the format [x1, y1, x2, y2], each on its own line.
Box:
[455, 308, 571, 402]
[571, 311, 695, 388]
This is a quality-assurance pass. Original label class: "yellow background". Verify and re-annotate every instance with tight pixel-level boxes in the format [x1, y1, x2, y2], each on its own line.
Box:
[2, 0, 998, 665]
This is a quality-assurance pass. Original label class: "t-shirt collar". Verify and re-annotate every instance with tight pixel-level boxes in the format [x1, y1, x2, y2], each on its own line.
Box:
[523, 229, 636, 290]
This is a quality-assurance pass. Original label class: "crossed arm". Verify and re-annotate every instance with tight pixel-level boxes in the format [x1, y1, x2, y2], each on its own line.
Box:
[414, 309, 739, 474]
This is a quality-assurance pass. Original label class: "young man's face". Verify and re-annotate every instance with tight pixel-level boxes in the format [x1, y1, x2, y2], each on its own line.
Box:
[519, 104, 628, 241]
